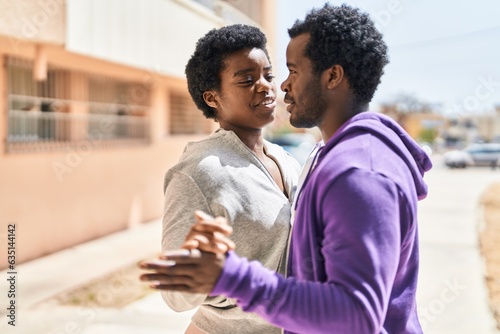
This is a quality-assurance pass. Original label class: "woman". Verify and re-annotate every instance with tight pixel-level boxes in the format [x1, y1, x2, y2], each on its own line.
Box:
[159, 24, 300, 334]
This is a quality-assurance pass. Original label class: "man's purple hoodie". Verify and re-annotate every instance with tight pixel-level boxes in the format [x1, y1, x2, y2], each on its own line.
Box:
[213, 112, 432, 334]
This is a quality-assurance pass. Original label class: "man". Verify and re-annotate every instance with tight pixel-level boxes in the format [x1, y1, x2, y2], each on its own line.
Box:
[140, 4, 432, 333]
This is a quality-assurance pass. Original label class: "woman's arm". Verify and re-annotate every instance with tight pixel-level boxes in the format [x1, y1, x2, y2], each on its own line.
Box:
[161, 170, 213, 311]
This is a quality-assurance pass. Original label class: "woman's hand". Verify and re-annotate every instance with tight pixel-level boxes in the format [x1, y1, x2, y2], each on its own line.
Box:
[181, 211, 235, 254]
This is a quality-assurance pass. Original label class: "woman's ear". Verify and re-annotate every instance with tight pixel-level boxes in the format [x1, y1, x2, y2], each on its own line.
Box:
[325, 65, 344, 90]
[203, 91, 218, 109]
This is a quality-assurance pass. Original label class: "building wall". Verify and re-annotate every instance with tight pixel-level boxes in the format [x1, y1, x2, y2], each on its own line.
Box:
[0, 0, 66, 46]
[65, 0, 224, 78]
[0, 137, 195, 265]
[0, 36, 211, 267]
[472, 109, 500, 142]
[0, 0, 276, 267]
[404, 113, 445, 142]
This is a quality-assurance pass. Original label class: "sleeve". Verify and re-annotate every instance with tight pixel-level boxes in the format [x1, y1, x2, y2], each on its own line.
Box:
[161, 169, 211, 311]
[212, 169, 402, 333]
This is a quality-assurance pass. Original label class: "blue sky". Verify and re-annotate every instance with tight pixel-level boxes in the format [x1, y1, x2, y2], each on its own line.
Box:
[276, 0, 500, 116]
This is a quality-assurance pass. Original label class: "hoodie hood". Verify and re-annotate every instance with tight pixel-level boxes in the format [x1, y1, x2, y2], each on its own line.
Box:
[322, 112, 432, 200]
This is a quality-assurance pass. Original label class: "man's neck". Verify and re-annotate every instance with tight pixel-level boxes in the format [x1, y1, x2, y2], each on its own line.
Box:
[320, 102, 368, 142]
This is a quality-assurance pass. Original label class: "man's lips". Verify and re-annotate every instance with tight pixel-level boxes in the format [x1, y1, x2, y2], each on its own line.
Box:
[284, 94, 295, 113]
[283, 94, 294, 105]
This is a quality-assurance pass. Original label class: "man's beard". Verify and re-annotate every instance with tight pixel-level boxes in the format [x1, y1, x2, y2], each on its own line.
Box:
[290, 79, 327, 129]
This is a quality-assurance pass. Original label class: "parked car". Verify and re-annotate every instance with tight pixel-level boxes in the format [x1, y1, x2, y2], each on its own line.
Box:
[266, 132, 317, 166]
[443, 143, 500, 168]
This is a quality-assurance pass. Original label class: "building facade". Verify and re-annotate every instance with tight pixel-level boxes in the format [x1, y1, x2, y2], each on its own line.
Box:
[0, 0, 276, 267]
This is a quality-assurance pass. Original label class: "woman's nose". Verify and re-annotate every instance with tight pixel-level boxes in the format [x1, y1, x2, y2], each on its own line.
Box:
[257, 77, 275, 93]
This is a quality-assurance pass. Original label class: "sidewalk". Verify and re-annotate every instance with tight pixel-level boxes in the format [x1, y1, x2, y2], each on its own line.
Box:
[0, 219, 195, 334]
[416, 157, 499, 333]
[1, 159, 500, 333]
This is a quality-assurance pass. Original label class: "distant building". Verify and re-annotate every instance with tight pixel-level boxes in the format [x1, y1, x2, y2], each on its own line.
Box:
[475, 107, 500, 143]
[379, 103, 445, 144]
[438, 108, 500, 149]
[0, 0, 276, 267]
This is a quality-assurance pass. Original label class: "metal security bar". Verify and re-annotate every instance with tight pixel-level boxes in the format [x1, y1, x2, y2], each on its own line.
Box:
[169, 91, 212, 135]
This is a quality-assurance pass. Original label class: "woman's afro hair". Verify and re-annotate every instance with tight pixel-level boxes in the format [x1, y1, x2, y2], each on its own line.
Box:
[288, 4, 389, 105]
[185, 24, 269, 119]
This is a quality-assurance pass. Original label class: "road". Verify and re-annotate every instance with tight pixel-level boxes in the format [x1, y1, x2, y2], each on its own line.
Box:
[417, 155, 500, 333]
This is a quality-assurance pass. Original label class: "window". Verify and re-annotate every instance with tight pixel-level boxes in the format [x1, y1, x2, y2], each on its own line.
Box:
[7, 57, 71, 145]
[5, 56, 151, 153]
[88, 74, 150, 141]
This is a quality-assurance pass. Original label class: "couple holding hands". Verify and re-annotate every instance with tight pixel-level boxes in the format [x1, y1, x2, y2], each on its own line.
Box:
[140, 4, 431, 334]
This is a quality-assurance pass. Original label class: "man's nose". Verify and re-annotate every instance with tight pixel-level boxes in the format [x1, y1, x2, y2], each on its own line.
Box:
[280, 78, 290, 93]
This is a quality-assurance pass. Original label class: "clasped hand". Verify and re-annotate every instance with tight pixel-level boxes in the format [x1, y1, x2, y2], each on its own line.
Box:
[138, 211, 235, 294]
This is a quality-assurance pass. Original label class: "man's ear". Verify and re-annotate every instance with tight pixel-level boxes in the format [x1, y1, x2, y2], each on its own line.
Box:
[325, 65, 344, 90]
[203, 91, 218, 109]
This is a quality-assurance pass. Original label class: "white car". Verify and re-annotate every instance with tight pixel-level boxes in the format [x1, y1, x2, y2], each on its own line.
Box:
[444, 143, 500, 168]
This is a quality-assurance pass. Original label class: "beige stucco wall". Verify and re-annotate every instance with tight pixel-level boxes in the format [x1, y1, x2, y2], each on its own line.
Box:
[0, 0, 65, 46]
[0, 136, 202, 267]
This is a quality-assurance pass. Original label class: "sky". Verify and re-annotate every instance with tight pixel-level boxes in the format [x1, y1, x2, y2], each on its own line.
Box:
[275, 0, 500, 117]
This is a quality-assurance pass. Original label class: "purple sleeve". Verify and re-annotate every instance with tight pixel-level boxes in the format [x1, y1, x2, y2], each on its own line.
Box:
[213, 169, 403, 333]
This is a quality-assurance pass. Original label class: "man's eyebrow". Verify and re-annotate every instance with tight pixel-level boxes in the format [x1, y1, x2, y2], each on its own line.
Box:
[233, 65, 273, 77]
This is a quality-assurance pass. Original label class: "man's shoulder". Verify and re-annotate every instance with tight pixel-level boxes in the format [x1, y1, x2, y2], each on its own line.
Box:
[321, 132, 374, 165]
[317, 132, 400, 179]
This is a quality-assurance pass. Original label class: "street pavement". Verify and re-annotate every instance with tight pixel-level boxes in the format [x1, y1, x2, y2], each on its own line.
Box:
[1, 154, 499, 333]
[417, 155, 500, 333]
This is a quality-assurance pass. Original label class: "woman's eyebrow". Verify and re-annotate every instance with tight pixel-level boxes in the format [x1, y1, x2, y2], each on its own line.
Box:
[233, 65, 272, 78]
[233, 68, 254, 77]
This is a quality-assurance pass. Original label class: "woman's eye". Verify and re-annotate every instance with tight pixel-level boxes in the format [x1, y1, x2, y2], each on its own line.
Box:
[240, 77, 254, 84]
[266, 74, 275, 82]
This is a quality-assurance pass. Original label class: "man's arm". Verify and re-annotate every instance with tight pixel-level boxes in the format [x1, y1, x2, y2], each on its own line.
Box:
[209, 169, 402, 333]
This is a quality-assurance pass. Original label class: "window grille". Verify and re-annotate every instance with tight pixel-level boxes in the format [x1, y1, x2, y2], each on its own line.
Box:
[5, 56, 151, 153]
[169, 91, 212, 135]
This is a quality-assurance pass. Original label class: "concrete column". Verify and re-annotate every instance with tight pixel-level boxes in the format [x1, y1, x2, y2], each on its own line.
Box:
[150, 82, 168, 141]
[33, 44, 47, 81]
[260, 0, 277, 64]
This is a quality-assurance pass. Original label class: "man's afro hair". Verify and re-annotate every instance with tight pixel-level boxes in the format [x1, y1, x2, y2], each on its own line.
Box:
[288, 4, 389, 105]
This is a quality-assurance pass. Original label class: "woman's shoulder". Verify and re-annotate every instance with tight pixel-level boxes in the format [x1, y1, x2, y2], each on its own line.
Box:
[169, 131, 241, 173]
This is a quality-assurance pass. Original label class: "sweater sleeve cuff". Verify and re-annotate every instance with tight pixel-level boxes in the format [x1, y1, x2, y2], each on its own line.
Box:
[212, 251, 245, 296]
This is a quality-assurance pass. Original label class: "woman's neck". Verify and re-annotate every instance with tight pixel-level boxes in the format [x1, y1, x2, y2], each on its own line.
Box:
[225, 127, 265, 158]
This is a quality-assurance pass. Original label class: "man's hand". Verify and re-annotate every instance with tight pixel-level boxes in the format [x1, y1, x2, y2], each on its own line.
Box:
[139, 249, 225, 294]
[182, 211, 235, 254]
